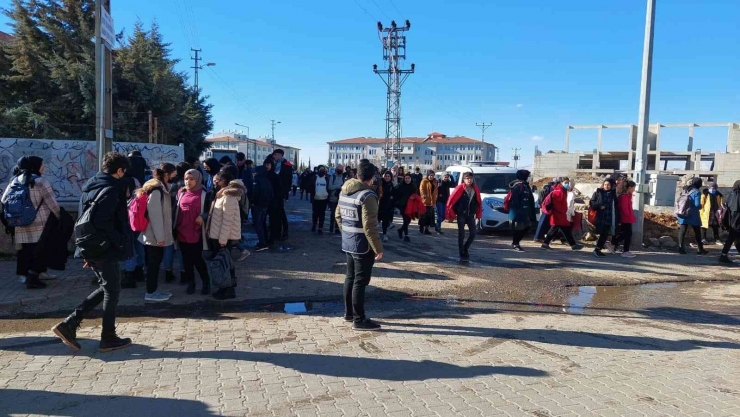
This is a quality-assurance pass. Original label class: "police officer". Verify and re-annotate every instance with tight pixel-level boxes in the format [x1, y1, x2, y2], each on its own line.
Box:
[335, 161, 384, 331]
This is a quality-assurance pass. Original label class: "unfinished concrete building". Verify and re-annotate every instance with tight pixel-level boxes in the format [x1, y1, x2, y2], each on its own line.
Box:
[534, 122, 740, 186]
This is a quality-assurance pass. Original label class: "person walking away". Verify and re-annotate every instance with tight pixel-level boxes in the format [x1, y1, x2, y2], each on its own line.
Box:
[719, 180, 740, 265]
[219, 156, 239, 179]
[542, 178, 583, 251]
[508, 169, 537, 252]
[1, 156, 60, 288]
[126, 151, 148, 185]
[311, 166, 330, 234]
[272, 149, 293, 238]
[378, 172, 395, 242]
[700, 182, 723, 245]
[589, 179, 619, 257]
[291, 171, 299, 196]
[252, 159, 274, 251]
[418, 170, 439, 235]
[335, 161, 384, 331]
[611, 181, 637, 258]
[677, 178, 707, 255]
[534, 180, 555, 241]
[436, 173, 453, 234]
[393, 174, 417, 242]
[327, 165, 346, 234]
[446, 172, 482, 262]
[52, 152, 131, 352]
[299, 169, 309, 200]
[119, 171, 140, 289]
[139, 163, 177, 302]
[175, 169, 211, 295]
[206, 170, 245, 300]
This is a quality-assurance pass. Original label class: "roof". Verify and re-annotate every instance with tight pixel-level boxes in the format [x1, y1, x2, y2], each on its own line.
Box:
[0, 31, 14, 43]
[206, 133, 300, 150]
[328, 134, 491, 146]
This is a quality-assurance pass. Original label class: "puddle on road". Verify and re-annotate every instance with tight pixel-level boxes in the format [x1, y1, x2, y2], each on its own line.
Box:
[566, 281, 699, 314]
[281, 301, 343, 315]
[567, 286, 596, 314]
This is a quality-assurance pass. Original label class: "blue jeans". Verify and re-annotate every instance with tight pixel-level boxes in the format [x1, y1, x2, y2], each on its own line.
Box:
[253, 206, 268, 246]
[124, 235, 145, 272]
[163, 244, 183, 272]
[435, 201, 446, 230]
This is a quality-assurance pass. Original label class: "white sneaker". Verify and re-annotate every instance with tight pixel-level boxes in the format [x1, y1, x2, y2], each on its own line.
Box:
[39, 272, 59, 280]
[621, 252, 636, 258]
[382, 235, 389, 243]
[238, 250, 251, 261]
[144, 291, 171, 302]
[605, 243, 616, 254]
[17, 275, 26, 283]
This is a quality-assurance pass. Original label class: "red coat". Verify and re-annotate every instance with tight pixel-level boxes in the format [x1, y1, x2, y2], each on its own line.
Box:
[618, 193, 636, 224]
[404, 194, 425, 220]
[446, 184, 483, 220]
[548, 184, 570, 227]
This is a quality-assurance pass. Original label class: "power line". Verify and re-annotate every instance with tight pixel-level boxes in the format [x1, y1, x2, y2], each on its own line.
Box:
[387, 0, 406, 20]
[369, 0, 392, 20]
[182, 0, 201, 48]
[351, 0, 379, 22]
[203, 67, 268, 122]
[171, 0, 195, 48]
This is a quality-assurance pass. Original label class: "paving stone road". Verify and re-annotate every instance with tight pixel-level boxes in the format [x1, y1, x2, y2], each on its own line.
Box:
[1, 301, 738, 416]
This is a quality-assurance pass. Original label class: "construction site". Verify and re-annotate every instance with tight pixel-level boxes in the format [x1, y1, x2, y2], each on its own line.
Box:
[534, 122, 740, 188]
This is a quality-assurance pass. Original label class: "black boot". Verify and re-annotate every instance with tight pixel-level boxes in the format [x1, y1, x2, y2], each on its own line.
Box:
[99, 331, 132, 352]
[52, 320, 81, 350]
[179, 270, 188, 285]
[201, 274, 211, 295]
[120, 271, 136, 289]
[186, 272, 196, 295]
[165, 270, 175, 283]
[133, 266, 145, 282]
[26, 272, 47, 290]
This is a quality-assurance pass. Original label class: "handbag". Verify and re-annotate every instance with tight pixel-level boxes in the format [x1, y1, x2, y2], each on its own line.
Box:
[587, 208, 598, 226]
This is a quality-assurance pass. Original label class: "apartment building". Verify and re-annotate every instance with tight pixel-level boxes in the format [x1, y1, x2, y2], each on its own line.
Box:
[327, 132, 497, 171]
[202, 132, 300, 166]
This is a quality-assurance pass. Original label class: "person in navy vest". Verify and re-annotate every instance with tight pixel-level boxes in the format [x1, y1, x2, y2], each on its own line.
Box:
[334, 161, 384, 331]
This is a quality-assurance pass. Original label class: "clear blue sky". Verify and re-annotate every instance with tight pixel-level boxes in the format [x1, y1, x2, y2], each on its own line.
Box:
[2, 0, 739, 167]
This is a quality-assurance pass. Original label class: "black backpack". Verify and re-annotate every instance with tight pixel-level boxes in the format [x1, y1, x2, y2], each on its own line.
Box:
[74, 187, 114, 260]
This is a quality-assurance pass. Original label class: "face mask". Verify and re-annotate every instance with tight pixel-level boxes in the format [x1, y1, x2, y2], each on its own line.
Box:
[319, 171, 326, 177]
[709, 189, 717, 195]
[562, 183, 570, 190]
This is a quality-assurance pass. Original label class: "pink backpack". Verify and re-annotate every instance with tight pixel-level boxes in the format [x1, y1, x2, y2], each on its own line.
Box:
[128, 192, 150, 232]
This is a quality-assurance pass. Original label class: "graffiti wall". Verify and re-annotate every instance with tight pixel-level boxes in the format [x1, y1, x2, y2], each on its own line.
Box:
[0, 139, 184, 203]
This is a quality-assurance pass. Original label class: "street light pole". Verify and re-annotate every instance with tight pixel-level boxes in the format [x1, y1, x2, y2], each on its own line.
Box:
[633, 0, 656, 248]
[235, 123, 252, 160]
[271, 119, 281, 151]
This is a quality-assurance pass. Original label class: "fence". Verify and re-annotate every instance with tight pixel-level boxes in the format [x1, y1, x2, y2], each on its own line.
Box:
[0, 138, 184, 203]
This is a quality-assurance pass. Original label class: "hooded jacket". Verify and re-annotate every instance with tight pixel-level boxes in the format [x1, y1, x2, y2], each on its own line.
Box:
[508, 179, 536, 225]
[138, 179, 173, 247]
[677, 185, 702, 226]
[274, 158, 294, 200]
[547, 183, 570, 227]
[334, 179, 383, 255]
[252, 166, 274, 208]
[419, 177, 439, 206]
[207, 179, 246, 245]
[590, 188, 619, 233]
[379, 179, 396, 216]
[76, 172, 128, 260]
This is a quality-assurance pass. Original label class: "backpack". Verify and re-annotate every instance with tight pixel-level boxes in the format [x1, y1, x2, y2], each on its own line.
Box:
[314, 176, 329, 200]
[502, 191, 512, 214]
[3, 175, 41, 227]
[128, 188, 162, 232]
[675, 191, 694, 219]
[209, 248, 232, 289]
[74, 187, 114, 260]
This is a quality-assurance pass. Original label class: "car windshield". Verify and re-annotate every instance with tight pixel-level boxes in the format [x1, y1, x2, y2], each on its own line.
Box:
[474, 173, 517, 194]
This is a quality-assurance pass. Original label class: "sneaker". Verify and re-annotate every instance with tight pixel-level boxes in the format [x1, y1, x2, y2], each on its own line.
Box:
[541, 244, 553, 250]
[621, 251, 636, 258]
[17, 275, 26, 283]
[382, 235, 389, 243]
[343, 316, 353, 323]
[689, 243, 698, 249]
[52, 322, 80, 351]
[459, 255, 470, 263]
[512, 245, 525, 252]
[593, 249, 607, 258]
[353, 318, 381, 331]
[436, 229, 444, 235]
[238, 250, 251, 261]
[403, 236, 410, 243]
[254, 244, 269, 252]
[39, 272, 58, 280]
[99, 335, 132, 352]
[571, 244, 584, 251]
[605, 243, 616, 254]
[719, 255, 734, 265]
[389, 224, 395, 230]
[701, 239, 710, 245]
[144, 291, 171, 302]
[716, 241, 725, 246]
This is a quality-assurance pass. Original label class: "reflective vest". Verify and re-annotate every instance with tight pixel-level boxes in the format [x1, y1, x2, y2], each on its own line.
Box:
[338, 189, 377, 254]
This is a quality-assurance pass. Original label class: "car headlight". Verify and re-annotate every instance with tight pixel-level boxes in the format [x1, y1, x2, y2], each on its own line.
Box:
[484, 197, 505, 210]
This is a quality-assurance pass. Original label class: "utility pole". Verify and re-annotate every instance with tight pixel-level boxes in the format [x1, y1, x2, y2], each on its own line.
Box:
[512, 148, 521, 168]
[154, 117, 158, 144]
[374, 20, 415, 168]
[95, 0, 113, 169]
[271, 119, 281, 151]
[190, 48, 215, 97]
[633, 0, 656, 248]
[148, 110, 153, 143]
[475, 122, 492, 143]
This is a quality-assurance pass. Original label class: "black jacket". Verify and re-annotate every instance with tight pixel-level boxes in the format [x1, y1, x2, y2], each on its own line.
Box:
[35, 208, 74, 270]
[590, 188, 620, 232]
[76, 172, 129, 261]
[454, 188, 480, 218]
[379, 180, 395, 216]
[393, 181, 417, 210]
[238, 164, 254, 200]
[275, 159, 294, 200]
[253, 166, 274, 208]
[726, 190, 740, 232]
[437, 179, 454, 203]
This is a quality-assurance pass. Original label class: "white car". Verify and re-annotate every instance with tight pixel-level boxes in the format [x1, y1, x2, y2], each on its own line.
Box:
[445, 162, 519, 232]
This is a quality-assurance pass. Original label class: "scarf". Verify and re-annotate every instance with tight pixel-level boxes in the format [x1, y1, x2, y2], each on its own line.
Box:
[274, 158, 283, 174]
[184, 169, 203, 192]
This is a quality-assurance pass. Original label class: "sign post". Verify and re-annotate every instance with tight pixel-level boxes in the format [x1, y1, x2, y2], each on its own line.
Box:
[95, 0, 113, 169]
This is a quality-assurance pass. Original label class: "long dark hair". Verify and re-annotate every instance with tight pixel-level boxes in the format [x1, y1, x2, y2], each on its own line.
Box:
[152, 163, 177, 184]
[14, 156, 43, 186]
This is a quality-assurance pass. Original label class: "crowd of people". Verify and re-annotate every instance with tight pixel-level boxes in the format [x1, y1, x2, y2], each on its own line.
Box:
[0, 151, 738, 347]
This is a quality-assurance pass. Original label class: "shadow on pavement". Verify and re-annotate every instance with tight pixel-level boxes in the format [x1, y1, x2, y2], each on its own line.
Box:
[0, 389, 217, 417]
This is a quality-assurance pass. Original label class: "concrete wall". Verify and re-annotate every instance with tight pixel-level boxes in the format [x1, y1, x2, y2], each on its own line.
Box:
[533, 153, 579, 180]
[728, 123, 740, 153]
[714, 152, 740, 187]
[0, 138, 184, 203]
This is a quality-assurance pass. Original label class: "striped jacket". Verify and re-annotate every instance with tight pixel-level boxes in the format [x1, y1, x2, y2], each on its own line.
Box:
[1, 175, 60, 244]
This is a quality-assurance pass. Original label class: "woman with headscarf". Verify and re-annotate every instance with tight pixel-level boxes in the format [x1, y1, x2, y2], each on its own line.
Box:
[507, 169, 537, 251]
[719, 180, 740, 265]
[700, 182, 723, 245]
[1, 156, 60, 289]
[174, 169, 210, 295]
[677, 177, 707, 255]
[202, 158, 222, 192]
[393, 173, 417, 242]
